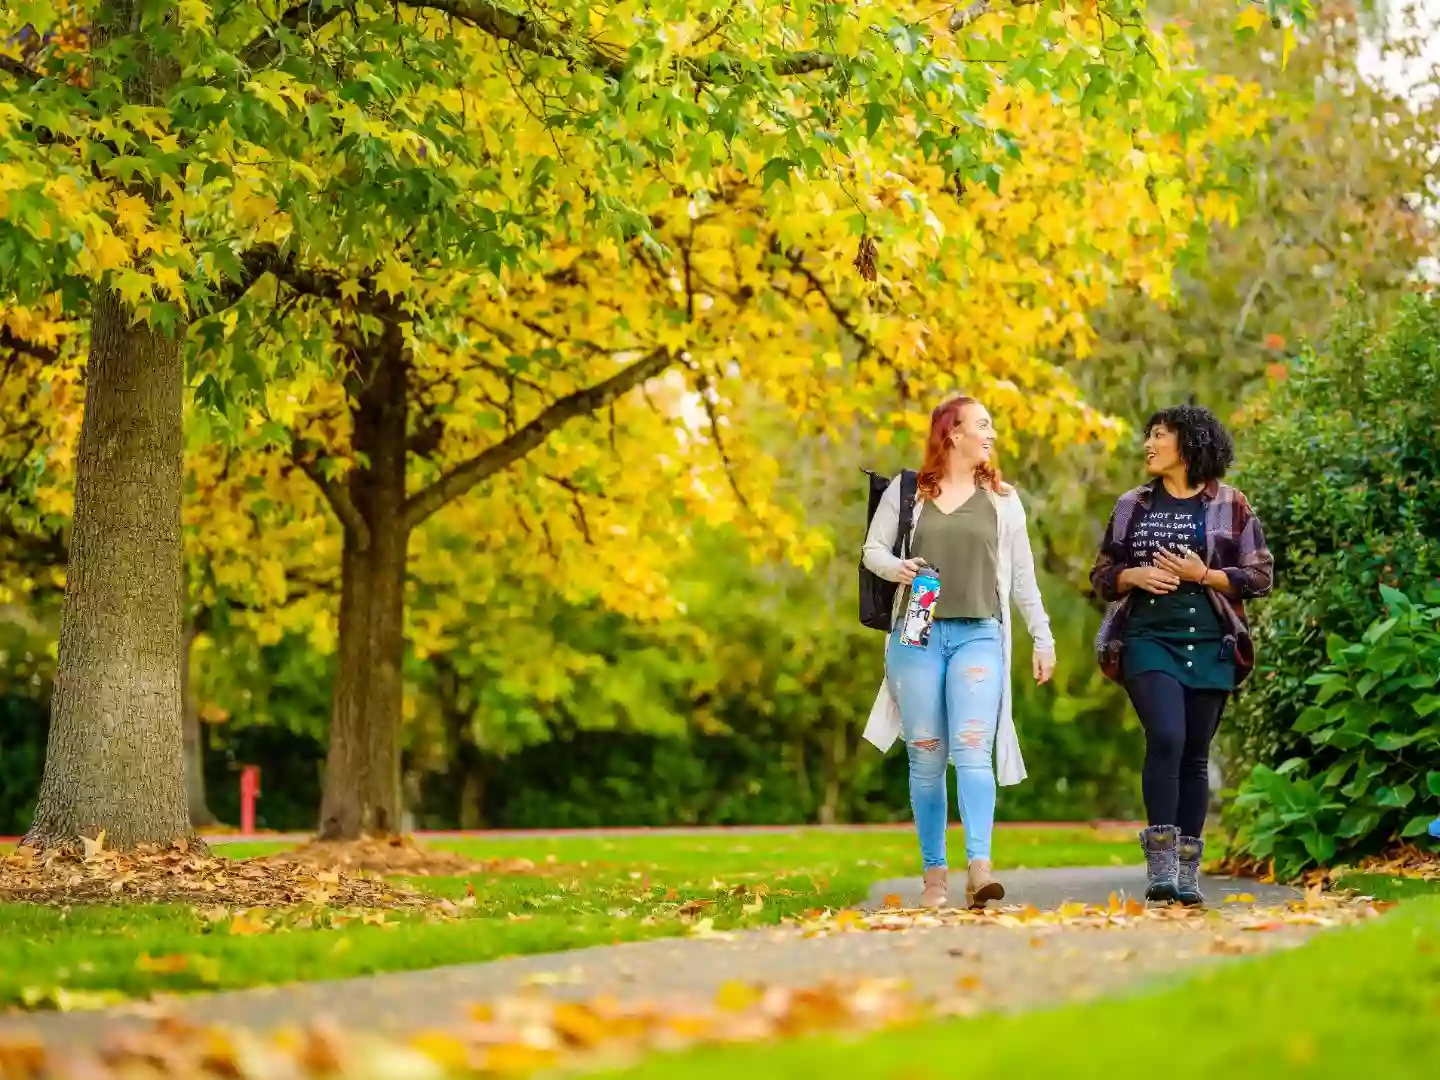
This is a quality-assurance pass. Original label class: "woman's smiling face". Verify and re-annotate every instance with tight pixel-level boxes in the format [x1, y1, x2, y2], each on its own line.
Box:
[1143, 423, 1183, 478]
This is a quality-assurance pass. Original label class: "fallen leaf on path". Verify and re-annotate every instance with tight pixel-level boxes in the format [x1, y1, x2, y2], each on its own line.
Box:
[881, 893, 904, 909]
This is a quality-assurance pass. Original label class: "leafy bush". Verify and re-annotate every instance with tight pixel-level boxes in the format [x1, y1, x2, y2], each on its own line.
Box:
[1228, 293, 1440, 782]
[1230, 585, 1440, 879]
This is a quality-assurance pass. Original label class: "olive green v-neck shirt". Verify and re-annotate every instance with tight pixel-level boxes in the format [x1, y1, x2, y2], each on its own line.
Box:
[910, 490, 1000, 620]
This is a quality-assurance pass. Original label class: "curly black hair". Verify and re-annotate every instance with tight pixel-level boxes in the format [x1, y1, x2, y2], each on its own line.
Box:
[1145, 404, 1235, 487]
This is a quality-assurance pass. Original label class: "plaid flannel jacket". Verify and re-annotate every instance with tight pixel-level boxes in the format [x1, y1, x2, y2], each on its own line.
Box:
[1090, 479, 1274, 684]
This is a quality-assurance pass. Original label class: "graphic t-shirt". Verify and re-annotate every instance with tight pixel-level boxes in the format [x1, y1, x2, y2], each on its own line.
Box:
[1126, 486, 1205, 568]
[1121, 486, 1234, 690]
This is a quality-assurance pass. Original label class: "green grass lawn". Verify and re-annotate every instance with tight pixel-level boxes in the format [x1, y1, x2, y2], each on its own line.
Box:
[611, 883, 1440, 1080]
[0, 826, 1134, 1009]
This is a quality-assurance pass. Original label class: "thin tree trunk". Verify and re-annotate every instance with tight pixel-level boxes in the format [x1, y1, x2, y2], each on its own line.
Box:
[181, 612, 216, 827]
[438, 656, 487, 829]
[318, 322, 409, 840]
[818, 719, 849, 826]
[24, 288, 193, 851]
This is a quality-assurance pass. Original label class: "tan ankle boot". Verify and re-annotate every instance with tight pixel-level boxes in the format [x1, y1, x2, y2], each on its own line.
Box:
[920, 867, 949, 909]
[966, 858, 1005, 908]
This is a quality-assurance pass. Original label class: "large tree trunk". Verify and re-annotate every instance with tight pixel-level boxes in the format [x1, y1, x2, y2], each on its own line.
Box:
[181, 613, 217, 827]
[24, 289, 193, 850]
[318, 323, 410, 839]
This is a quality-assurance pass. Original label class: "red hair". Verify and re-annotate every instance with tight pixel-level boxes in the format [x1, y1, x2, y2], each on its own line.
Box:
[916, 395, 1004, 500]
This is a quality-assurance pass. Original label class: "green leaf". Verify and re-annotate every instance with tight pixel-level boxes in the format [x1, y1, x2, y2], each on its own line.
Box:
[1375, 783, 1415, 808]
[1300, 829, 1336, 865]
[1379, 583, 1411, 611]
[1401, 814, 1433, 838]
[1325, 632, 1348, 664]
[1337, 806, 1380, 839]
[1293, 707, 1329, 733]
[1414, 694, 1440, 717]
[864, 103, 889, 140]
[760, 157, 795, 190]
[1373, 731, 1421, 752]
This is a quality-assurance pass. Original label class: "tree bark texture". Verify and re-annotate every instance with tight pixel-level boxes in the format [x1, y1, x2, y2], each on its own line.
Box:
[24, 288, 192, 850]
[318, 322, 410, 839]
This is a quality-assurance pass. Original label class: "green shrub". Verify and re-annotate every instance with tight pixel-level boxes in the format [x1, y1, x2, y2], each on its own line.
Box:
[1230, 585, 1440, 879]
[1228, 293, 1440, 782]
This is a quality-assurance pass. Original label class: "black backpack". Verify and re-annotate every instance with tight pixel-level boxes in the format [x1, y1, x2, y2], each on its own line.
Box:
[859, 468, 917, 630]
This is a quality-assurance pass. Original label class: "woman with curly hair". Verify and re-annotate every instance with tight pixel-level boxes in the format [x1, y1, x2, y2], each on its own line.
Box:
[1090, 405, 1273, 906]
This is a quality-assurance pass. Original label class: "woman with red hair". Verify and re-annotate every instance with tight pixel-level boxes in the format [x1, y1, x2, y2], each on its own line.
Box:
[862, 396, 1056, 909]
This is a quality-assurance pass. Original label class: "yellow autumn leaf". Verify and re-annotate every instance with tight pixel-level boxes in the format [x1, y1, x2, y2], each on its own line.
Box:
[1235, 8, 1268, 34]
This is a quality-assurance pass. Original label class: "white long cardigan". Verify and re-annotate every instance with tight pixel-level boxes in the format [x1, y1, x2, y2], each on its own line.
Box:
[860, 477, 1055, 786]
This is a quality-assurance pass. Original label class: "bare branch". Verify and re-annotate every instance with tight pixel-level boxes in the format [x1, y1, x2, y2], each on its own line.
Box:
[542, 474, 595, 544]
[401, 346, 677, 531]
[783, 246, 911, 401]
[291, 438, 372, 551]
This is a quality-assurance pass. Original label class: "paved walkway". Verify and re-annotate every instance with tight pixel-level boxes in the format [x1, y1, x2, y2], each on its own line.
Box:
[0, 867, 1304, 1049]
[863, 866, 1299, 910]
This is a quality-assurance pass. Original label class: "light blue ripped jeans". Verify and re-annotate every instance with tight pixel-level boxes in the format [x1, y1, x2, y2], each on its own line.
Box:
[885, 617, 1004, 869]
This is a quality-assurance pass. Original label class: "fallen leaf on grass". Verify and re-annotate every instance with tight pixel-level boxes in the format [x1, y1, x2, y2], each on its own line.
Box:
[256, 836, 543, 879]
[228, 912, 272, 936]
[0, 841, 435, 912]
[134, 954, 191, 974]
[17, 986, 125, 1012]
[80, 830, 106, 863]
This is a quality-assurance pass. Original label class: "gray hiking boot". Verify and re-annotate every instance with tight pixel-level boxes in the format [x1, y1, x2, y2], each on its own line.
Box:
[1139, 825, 1179, 904]
[1176, 835, 1206, 906]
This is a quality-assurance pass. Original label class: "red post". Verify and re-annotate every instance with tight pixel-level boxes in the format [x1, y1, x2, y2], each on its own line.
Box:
[239, 765, 261, 836]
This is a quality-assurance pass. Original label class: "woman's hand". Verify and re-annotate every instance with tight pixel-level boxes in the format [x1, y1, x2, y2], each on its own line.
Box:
[896, 558, 927, 585]
[1122, 565, 1181, 595]
[1033, 649, 1056, 685]
[1155, 546, 1208, 584]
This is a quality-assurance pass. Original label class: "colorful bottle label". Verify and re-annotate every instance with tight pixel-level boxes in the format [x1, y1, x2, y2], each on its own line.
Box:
[899, 569, 940, 649]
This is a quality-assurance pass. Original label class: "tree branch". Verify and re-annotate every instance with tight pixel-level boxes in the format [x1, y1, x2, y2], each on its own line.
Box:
[0, 54, 40, 84]
[949, 1, 1041, 31]
[401, 346, 677, 531]
[396, 0, 834, 82]
[782, 246, 911, 400]
[239, 1, 357, 70]
[0, 325, 61, 364]
[291, 438, 372, 551]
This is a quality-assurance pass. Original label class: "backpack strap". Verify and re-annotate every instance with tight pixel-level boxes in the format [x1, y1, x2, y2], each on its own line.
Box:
[895, 469, 918, 560]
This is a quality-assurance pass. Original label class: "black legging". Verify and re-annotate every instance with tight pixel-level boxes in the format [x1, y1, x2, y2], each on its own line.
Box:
[1123, 670, 1228, 839]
